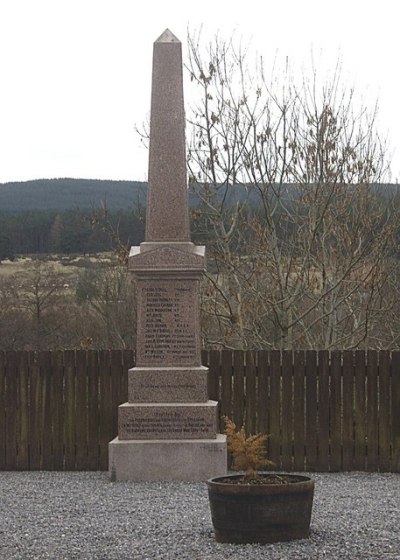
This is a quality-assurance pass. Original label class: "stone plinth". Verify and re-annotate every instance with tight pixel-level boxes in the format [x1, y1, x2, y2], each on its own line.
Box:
[128, 366, 208, 403]
[109, 435, 227, 482]
[118, 401, 219, 440]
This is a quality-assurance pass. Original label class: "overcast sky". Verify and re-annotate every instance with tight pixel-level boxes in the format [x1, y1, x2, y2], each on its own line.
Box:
[0, 0, 398, 184]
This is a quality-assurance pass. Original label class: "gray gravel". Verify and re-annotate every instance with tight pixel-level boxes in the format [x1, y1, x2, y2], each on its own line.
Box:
[0, 471, 399, 559]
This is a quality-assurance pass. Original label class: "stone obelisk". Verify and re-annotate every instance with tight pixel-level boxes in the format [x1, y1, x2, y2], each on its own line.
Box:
[108, 29, 227, 481]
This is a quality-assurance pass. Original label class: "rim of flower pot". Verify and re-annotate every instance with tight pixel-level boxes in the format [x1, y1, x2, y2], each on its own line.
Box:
[207, 472, 315, 495]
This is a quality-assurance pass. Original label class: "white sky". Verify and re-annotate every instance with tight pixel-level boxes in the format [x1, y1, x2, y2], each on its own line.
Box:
[0, 0, 399, 184]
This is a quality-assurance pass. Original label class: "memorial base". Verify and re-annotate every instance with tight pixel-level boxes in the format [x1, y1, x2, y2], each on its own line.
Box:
[108, 434, 227, 481]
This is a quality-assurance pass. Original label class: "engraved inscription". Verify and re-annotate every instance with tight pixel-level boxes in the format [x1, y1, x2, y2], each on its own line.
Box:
[119, 407, 217, 440]
[121, 415, 212, 436]
[138, 382, 196, 391]
[137, 280, 199, 365]
[128, 367, 209, 403]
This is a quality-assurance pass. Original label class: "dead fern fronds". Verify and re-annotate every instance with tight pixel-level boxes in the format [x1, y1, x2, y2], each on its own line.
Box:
[224, 416, 275, 480]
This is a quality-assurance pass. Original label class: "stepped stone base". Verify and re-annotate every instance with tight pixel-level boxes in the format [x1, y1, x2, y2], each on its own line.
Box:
[118, 400, 219, 440]
[109, 434, 227, 481]
[128, 366, 208, 403]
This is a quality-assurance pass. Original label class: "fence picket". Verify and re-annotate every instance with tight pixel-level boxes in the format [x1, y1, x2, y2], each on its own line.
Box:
[354, 351, 366, 470]
[75, 351, 88, 470]
[5, 352, 17, 469]
[208, 350, 220, 403]
[232, 350, 244, 429]
[121, 350, 133, 402]
[367, 350, 378, 471]
[51, 351, 64, 470]
[87, 350, 99, 470]
[0, 352, 6, 470]
[98, 350, 112, 470]
[293, 351, 305, 471]
[269, 351, 281, 466]
[28, 352, 41, 470]
[342, 351, 354, 471]
[330, 351, 342, 471]
[245, 351, 256, 436]
[63, 350, 76, 470]
[257, 350, 269, 435]
[41, 351, 53, 470]
[305, 351, 317, 471]
[281, 351, 293, 471]
[318, 351, 330, 471]
[17, 352, 29, 470]
[378, 351, 391, 471]
[220, 351, 233, 423]
[110, 351, 123, 440]
[392, 352, 400, 472]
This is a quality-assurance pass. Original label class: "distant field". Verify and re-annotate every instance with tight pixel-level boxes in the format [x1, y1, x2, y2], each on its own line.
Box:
[0, 257, 35, 276]
[0, 253, 115, 279]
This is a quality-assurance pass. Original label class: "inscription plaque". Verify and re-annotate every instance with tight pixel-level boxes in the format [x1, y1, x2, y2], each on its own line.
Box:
[118, 402, 218, 440]
[136, 279, 200, 366]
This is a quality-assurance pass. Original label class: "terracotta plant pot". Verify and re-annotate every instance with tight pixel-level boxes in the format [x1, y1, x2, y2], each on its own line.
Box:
[207, 473, 314, 544]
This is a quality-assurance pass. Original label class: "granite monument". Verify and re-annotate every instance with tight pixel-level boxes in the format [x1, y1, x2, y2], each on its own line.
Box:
[108, 29, 227, 481]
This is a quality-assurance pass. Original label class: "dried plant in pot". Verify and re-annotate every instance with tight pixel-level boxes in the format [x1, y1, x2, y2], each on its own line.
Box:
[207, 417, 315, 544]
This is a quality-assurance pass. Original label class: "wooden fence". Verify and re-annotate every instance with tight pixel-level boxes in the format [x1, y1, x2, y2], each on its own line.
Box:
[1, 349, 399, 472]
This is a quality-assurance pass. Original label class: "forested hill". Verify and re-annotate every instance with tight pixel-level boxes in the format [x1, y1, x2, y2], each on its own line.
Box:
[0, 178, 147, 211]
[1, 178, 399, 212]
[0, 178, 249, 211]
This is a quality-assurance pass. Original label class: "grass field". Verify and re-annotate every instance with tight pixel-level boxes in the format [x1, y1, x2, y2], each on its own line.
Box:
[0, 253, 115, 276]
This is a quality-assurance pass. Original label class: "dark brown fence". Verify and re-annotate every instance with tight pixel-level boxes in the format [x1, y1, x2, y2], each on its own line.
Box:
[1, 349, 399, 472]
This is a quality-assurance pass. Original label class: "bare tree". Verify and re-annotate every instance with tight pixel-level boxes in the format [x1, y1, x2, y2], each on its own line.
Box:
[75, 261, 136, 349]
[10, 261, 69, 350]
[186, 32, 398, 350]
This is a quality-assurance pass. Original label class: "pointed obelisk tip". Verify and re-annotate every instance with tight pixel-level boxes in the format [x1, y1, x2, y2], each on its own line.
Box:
[155, 28, 180, 43]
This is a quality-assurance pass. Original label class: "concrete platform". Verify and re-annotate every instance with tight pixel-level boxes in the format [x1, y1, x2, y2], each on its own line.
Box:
[109, 434, 227, 481]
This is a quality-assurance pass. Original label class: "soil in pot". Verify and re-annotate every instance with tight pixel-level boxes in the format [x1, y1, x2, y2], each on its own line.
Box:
[207, 472, 314, 544]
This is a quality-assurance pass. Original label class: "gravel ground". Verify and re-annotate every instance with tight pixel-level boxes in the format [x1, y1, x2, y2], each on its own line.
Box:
[0, 471, 399, 560]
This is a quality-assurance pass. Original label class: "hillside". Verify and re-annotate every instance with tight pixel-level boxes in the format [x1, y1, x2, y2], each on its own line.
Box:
[0, 178, 147, 212]
[1, 178, 398, 213]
